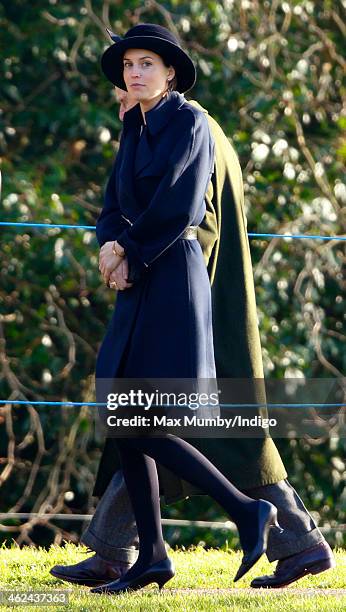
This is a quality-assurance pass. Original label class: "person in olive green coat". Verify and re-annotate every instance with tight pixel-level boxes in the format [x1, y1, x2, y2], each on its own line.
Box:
[50, 88, 334, 590]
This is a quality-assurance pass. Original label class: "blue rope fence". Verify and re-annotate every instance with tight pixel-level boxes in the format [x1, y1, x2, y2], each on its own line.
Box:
[0, 400, 344, 408]
[0, 220, 345, 240]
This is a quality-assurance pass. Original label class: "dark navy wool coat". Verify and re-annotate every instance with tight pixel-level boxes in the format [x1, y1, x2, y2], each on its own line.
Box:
[95, 91, 216, 384]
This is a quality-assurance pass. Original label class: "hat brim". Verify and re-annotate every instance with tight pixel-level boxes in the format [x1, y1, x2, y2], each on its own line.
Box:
[101, 35, 196, 94]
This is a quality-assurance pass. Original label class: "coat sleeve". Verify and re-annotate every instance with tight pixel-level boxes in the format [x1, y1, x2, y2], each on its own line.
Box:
[197, 174, 218, 271]
[95, 159, 127, 248]
[116, 110, 215, 281]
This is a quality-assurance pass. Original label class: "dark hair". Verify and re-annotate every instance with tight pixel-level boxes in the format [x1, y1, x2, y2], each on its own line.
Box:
[162, 57, 178, 92]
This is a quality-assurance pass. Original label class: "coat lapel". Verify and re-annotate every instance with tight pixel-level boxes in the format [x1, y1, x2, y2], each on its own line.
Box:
[117, 121, 142, 218]
[134, 125, 154, 176]
[117, 92, 187, 217]
[134, 92, 186, 177]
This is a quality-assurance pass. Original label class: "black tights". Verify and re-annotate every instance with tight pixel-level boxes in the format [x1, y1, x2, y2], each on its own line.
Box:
[116, 434, 260, 580]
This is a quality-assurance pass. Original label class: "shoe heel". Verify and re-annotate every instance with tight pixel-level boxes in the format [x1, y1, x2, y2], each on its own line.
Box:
[310, 560, 336, 575]
[234, 501, 282, 583]
[157, 576, 171, 590]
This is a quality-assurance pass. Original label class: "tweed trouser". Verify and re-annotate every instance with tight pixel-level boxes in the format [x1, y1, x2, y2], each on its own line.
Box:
[82, 471, 324, 564]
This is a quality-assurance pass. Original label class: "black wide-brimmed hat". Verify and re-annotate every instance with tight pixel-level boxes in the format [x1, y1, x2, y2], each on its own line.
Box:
[101, 23, 196, 93]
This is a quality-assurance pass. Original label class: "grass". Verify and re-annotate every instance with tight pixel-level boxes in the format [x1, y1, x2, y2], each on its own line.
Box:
[0, 543, 345, 611]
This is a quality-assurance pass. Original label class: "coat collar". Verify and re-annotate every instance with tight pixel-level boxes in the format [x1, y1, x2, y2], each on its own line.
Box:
[122, 91, 186, 136]
[117, 91, 187, 219]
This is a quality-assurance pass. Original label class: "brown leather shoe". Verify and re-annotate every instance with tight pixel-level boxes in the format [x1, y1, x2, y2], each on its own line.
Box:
[50, 552, 132, 587]
[250, 541, 336, 588]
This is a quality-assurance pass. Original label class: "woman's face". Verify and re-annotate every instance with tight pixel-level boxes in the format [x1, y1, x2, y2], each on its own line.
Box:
[122, 48, 175, 103]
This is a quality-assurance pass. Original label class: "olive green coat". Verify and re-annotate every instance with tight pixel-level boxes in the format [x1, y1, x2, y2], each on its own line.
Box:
[93, 99, 287, 503]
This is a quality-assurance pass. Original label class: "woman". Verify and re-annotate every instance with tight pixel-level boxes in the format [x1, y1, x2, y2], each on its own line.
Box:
[93, 23, 282, 595]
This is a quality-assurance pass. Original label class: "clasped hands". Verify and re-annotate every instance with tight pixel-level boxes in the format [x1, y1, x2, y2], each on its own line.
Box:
[98, 240, 133, 291]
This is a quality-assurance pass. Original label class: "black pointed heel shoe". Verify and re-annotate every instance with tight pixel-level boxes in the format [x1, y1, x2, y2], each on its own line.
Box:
[234, 499, 284, 583]
[90, 557, 175, 595]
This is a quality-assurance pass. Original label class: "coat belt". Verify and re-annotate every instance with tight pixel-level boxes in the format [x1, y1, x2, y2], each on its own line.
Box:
[180, 225, 198, 240]
[121, 214, 198, 241]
